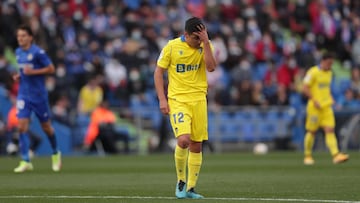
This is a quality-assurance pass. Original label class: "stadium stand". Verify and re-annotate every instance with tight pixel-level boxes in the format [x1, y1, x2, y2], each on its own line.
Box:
[1, 0, 360, 154]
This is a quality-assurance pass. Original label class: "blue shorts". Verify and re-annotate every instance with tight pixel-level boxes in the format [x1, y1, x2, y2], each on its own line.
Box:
[16, 98, 51, 123]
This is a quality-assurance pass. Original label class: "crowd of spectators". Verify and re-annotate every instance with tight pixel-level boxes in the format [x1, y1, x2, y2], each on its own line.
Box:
[1, 0, 360, 125]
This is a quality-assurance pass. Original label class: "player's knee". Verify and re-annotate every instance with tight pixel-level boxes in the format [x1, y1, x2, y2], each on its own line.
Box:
[324, 127, 334, 133]
[41, 124, 54, 135]
[177, 135, 190, 148]
[189, 141, 202, 153]
[307, 131, 316, 136]
[18, 125, 28, 133]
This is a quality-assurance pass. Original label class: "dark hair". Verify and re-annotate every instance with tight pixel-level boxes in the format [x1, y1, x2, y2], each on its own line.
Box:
[322, 52, 335, 60]
[17, 24, 33, 36]
[185, 17, 204, 34]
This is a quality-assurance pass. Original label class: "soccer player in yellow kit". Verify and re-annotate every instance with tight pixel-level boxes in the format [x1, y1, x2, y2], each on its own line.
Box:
[303, 53, 349, 165]
[154, 17, 216, 199]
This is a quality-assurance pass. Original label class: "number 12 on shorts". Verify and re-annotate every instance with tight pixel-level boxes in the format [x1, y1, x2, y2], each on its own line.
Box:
[172, 112, 184, 124]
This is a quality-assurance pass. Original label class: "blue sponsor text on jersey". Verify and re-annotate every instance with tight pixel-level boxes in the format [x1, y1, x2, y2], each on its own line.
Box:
[16, 44, 52, 102]
[318, 83, 330, 88]
[17, 63, 34, 69]
[176, 64, 200, 73]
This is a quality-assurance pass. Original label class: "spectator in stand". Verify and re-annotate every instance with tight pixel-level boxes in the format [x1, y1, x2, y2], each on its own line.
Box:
[0, 2, 22, 48]
[207, 64, 224, 109]
[350, 67, 360, 94]
[0, 48, 16, 94]
[335, 88, 360, 110]
[223, 36, 242, 71]
[295, 32, 317, 69]
[254, 32, 277, 63]
[231, 57, 253, 84]
[276, 55, 300, 91]
[336, 19, 354, 61]
[251, 81, 268, 106]
[83, 99, 129, 154]
[263, 59, 278, 98]
[268, 84, 290, 106]
[220, 0, 241, 21]
[233, 80, 252, 106]
[104, 58, 128, 106]
[352, 31, 360, 66]
[52, 94, 72, 127]
[288, 0, 310, 36]
[77, 74, 103, 115]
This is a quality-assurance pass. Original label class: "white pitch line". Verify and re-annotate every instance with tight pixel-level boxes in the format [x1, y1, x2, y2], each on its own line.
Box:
[0, 195, 359, 203]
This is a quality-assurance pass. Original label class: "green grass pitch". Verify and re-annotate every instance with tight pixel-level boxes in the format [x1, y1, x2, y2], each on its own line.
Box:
[0, 152, 359, 203]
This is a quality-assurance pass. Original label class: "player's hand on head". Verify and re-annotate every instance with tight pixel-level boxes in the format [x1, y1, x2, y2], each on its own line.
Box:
[194, 24, 209, 43]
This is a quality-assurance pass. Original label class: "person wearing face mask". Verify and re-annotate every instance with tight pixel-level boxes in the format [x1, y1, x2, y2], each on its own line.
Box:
[154, 17, 216, 199]
[276, 56, 300, 91]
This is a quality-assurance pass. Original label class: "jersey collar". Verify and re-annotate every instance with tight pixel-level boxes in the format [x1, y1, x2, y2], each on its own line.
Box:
[180, 35, 186, 42]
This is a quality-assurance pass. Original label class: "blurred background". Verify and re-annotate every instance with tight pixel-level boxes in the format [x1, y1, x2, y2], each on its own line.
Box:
[0, 0, 360, 156]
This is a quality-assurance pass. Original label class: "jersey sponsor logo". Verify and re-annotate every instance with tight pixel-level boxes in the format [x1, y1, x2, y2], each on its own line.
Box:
[27, 54, 33, 60]
[176, 64, 200, 73]
[18, 63, 34, 69]
[179, 50, 183, 55]
[318, 83, 329, 88]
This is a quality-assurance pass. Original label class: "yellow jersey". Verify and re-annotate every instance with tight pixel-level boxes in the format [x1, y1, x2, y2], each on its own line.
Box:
[79, 85, 103, 113]
[303, 65, 333, 108]
[157, 35, 213, 102]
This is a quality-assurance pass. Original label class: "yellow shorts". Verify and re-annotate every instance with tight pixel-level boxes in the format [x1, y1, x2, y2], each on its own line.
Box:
[168, 99, 208, 142]
[305, 105, 335, 131]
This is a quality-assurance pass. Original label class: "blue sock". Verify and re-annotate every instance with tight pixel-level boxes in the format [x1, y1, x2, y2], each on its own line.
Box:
[19, 133, 30, 162]
[47, 134, 58, 154]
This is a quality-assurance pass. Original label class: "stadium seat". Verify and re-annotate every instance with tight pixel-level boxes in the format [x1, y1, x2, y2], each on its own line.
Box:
[258, 121, 276, 141]
[289, 93, 303, 111]
[242, 122, 257, 142]
[219, 120, 240, 142]
[266, 108, 281, 120]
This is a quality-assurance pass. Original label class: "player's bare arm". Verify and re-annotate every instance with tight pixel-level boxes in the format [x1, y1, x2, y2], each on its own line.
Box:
[193, 25, 216, 72]
[23, 64, 55, 75]
[154, 66, 169, 115]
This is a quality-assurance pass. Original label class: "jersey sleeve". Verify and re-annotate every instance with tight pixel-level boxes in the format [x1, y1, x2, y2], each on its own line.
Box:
[209, 41, 215, 53]
[157, 41, 171, 69]
[303, 68, 315, 86]
[36, 49, 52, 68]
